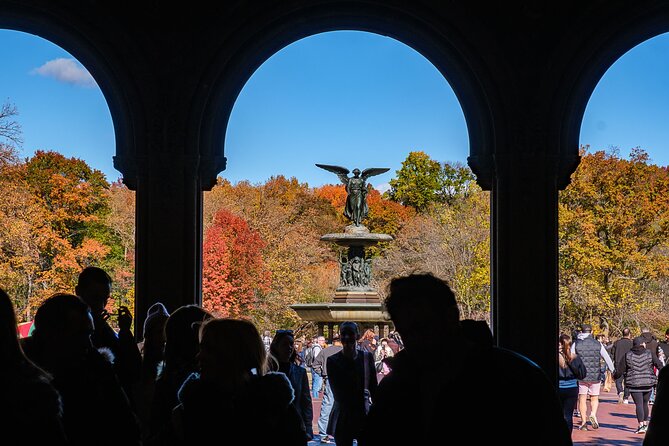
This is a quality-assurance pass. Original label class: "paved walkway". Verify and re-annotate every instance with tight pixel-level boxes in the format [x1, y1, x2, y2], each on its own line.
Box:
[305, 386, 651, 445]
[572, 387, 651, 445]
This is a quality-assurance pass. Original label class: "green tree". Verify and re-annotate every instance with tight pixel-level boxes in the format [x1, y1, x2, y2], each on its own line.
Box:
[386, 151, 442, 212]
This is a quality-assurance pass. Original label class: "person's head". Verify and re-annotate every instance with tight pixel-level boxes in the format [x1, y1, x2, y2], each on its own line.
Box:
[317, 336, 326, 347]
[622, 327, 631, 338]
[339, 321, 360, 352]
[164, 304, 212, 369]
[380, 338, 389, 349]
[143, 302, 170, 346]
[75, 266, 112, 312]
[33, 293, 94, 366]
[579, 323, 592, 334]
[197, 318, 267, 385]
[352, 168, 361, 177]
[633, 336, 646, 348]
[361, 328, 375, 342]
[558, 333, 573, 367]
[665, 328, 669, 340]
[269, 329, 295, 365]
[385, 273, 459, 353]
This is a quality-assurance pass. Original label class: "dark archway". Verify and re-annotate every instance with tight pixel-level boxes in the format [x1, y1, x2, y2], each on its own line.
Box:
[192, 4, 496, 190]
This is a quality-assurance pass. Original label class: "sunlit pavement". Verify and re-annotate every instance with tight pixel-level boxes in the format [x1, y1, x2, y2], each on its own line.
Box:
[307, 386, 652, 445]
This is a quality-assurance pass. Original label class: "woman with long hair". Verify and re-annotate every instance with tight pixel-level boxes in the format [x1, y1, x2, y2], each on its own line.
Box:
[558, 333, 586, 431]
[173, 319, 307, 445]
[0, 288, 68, 445]
[269, 329, 313, 440]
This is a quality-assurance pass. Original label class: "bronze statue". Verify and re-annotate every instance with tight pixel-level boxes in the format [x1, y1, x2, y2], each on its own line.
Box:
[316, 164, 389, 226]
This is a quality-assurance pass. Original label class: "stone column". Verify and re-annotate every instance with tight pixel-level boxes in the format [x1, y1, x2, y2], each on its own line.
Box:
[115, 148, 224, 338]
[488, 152, 575, 383]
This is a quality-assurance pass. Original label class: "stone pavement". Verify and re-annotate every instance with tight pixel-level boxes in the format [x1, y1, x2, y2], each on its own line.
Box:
[305, 385, 652, 445]
[572, 386, 651, 445]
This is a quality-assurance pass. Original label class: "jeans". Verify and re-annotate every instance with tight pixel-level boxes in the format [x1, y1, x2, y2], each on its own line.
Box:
[318, 379, 334, 436]
[311, 368, 323, 399]
[615, 375, 630, 399]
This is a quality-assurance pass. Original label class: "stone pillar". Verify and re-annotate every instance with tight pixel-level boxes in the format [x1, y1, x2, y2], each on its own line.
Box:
[488, 153, 572, 383]
[115, 148, 224, 338]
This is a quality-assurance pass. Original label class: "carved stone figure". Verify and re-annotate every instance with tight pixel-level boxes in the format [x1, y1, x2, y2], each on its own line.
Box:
[316, 164, 389, 226]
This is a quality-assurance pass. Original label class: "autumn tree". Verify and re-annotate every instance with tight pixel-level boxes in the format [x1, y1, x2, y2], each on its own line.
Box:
[559, 147, 669, 335]
[204, 176, 341, 330]
[202, 208, 271, 318]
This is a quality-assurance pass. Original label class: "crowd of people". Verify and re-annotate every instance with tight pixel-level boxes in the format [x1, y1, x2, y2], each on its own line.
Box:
[558, 321, 669, 439]
[3, 267, 669, 445]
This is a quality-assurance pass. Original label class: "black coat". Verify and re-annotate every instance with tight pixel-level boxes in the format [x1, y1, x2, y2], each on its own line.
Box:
[174, 372, 307, 446]
[326, 350, 377, 440]
[360, 343, 571, 446]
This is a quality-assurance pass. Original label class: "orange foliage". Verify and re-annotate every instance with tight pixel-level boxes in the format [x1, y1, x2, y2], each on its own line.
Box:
[202, 209, 271, 318]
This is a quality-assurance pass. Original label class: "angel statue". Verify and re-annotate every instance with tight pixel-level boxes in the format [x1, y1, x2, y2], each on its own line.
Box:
[316, 164, 389, 226]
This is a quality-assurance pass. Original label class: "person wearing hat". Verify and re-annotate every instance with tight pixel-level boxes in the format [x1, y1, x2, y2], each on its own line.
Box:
[571, 322, 615, 430]
[614, 336, 663, 434]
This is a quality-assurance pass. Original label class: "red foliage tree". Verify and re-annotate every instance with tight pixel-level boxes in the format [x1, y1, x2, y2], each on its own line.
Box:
[202, 208, 271, 318]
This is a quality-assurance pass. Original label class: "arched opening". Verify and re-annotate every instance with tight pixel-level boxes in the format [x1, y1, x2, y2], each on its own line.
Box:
[0, 29, 135, 332]
[559, 31, 669, 439]
[202, 30, 488, 346]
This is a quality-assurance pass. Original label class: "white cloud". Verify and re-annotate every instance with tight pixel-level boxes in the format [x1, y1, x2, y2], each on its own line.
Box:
[31, 58, 97, 88]
[375, 182, 391, 194]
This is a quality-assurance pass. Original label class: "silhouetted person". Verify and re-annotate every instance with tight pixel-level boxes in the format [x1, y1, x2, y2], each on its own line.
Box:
[612, 327, 633, 404]
[327, 321, 378, 446]
[172, 318, 307, 446]
[22, 293, 141, 446]
[136, 302, 169, 440]
[75, 266, 141, 405]
[615, 336, 663, 434]
[269, 329, 314, 441]
[0, 288, 68, 446]
[147, 304, 212, 446]
[644, 363, 669, 445]
[360, 273, 571, 446]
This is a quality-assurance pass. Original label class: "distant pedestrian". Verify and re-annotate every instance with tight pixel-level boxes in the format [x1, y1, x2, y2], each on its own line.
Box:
[612, 328, 633, 404]
[572, 322, 615, 430]
[615, 336, 663, 434]
[558, 333, 586, 431]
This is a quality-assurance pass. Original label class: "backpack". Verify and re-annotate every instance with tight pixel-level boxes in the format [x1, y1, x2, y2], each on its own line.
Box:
[304, 346, 315, 367]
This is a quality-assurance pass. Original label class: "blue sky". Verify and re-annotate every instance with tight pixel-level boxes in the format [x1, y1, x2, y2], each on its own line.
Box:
[1, 29, 668, 190]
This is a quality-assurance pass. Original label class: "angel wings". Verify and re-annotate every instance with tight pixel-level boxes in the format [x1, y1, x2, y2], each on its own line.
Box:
[315, 164, 390, 184]
[316, 164, 390, 226]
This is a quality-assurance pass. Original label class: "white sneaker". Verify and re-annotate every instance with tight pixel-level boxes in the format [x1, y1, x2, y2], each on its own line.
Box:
[623, 399, 629, 404]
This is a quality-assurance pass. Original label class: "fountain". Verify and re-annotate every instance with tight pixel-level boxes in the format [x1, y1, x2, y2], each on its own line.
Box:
[290, 164, 394, 338]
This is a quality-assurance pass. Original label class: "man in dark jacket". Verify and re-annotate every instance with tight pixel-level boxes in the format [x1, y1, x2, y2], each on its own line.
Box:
[360, 273, 571, 446]
[612, 328, 633, 404]
[75, 266, 142, 407]
[327, 322, 377, 446]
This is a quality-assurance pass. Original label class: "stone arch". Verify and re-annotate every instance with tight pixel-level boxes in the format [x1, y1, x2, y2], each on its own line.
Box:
[0, 6, 140, 186]
[551, 7, 669, 188]
[192, 4, 496, 189]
